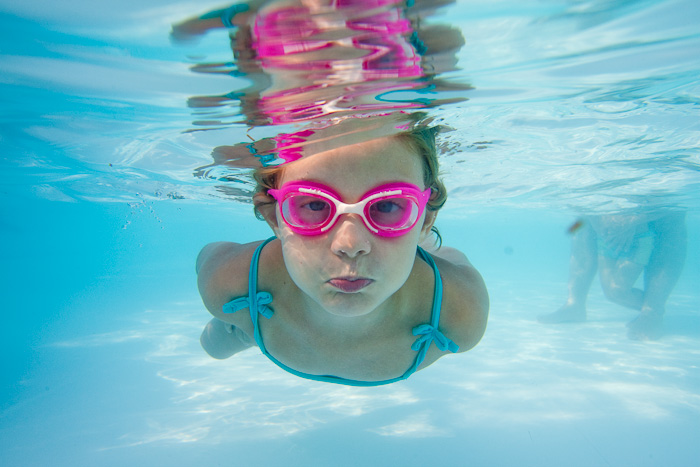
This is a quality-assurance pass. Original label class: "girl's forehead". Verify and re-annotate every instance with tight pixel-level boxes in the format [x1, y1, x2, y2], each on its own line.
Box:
[280, 136, 423, 186]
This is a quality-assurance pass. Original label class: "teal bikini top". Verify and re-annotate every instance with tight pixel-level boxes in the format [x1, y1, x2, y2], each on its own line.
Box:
[222, 237, 458, 386]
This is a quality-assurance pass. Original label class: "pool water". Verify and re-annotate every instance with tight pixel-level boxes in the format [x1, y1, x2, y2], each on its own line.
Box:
[1, 0, 699, 465]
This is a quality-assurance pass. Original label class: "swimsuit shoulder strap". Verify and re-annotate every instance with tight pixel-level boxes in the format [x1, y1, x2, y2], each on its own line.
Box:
[247, 237, 276, 320]
[410, 247, 459, 361]
[221, 237, 276, 319]
[417, 246, 443, 328]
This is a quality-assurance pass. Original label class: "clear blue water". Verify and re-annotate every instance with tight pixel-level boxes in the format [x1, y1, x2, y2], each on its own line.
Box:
[1, 0, 699, 465]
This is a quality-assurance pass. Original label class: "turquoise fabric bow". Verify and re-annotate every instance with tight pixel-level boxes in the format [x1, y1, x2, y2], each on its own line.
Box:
[222, 292, 274, 319]
[411, 324, 459, 353]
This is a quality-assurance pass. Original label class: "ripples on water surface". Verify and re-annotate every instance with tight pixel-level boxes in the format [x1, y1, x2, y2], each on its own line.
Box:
[1, 0, 698, 212]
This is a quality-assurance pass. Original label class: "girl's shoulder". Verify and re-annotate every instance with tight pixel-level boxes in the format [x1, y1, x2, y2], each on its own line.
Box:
[196, 239, 282, 323]
[196, 241, 259, 283]
[428, 248, 489, 353]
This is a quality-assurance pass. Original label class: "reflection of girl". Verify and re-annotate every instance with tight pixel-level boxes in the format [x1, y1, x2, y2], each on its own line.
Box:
[173, 0, 468, 127]
[196, 126, 489, 386]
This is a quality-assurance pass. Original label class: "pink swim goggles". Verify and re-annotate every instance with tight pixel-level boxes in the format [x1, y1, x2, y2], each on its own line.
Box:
[268, 181, 431, 237]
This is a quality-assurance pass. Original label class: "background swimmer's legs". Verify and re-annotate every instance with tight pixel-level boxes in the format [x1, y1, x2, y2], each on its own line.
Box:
[628, 213, 688, 340]
[538, 221, 597, 323]
[641, 213, 687, 314]
[598, 256, 644, 310]
[541, 213, 689, 339]
[200, 318, 254, 359]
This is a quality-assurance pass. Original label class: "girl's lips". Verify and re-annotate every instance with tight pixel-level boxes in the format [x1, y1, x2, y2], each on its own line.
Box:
[328, 278, 374, 293]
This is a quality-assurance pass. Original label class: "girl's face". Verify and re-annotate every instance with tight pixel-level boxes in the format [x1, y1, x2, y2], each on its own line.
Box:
[268, 135, 433, 318]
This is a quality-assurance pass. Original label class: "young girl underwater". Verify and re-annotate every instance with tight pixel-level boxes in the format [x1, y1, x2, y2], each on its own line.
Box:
[196, 122, 489, 386]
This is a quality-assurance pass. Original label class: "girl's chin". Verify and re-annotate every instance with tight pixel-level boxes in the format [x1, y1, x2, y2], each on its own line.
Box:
[318, 295, 380, 318]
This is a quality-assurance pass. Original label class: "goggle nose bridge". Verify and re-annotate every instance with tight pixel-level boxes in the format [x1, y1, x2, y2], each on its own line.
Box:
[317, 190, 403, 233]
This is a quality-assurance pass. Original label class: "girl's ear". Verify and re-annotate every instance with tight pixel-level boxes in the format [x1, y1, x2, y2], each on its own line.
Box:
[419, 209, 437, 241]
[253, 192, 280, 233]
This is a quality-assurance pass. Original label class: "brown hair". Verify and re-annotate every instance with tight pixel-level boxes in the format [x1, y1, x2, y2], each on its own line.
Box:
[252, 125, 446, 244]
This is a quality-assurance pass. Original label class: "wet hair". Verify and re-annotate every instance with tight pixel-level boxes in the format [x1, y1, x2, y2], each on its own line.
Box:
[253, 125, 446, 245]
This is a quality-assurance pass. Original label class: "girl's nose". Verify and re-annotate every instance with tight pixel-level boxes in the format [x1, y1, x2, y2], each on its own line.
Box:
[330, 215, 372, 258]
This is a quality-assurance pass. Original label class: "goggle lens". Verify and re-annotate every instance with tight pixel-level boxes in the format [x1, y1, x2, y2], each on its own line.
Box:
[282, 195, 334, 229]
[366, 196, 418, 231]
[270, 182, 430, 237]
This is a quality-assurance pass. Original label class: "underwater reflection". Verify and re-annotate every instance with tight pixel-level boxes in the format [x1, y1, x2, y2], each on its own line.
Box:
[540, 211, 688, 341]
[172, 0, 469, 171]
[173, 0, 468, 125]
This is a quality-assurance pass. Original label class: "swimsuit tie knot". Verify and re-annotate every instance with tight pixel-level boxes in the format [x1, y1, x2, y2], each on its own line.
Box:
[222, 292, 274, 319]
[411, 324, 459, 353]
[255, 292, 274, 319]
